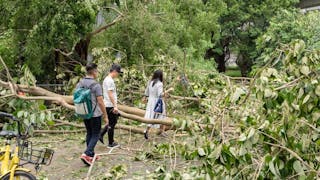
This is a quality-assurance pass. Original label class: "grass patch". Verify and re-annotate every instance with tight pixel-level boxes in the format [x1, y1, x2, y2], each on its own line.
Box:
[186, 59, 215, 72]
[225, 66, 242, 77]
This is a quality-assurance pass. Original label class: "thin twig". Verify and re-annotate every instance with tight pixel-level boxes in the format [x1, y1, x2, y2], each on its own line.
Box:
[264, 142, 315, 172]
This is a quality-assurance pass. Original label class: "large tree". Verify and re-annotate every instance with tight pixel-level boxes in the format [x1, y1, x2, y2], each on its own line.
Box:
[0, 0, 123, 82]
[91, 0, 225, 67]
[205, 0, 299, 76]
[256, 10, 320, 68]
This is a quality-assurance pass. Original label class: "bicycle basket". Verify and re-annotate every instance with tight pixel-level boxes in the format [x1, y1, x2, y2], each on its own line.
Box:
[18, 140, 54, 165]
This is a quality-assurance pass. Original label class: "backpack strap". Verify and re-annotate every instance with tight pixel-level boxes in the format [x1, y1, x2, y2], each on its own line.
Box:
[88, 82, 98, 89]
[88, 82, 99, 115]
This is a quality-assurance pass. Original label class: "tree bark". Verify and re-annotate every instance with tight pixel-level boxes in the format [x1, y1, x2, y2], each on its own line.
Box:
[74, 37, 91, 64]
[204, 37, 230, 73]
[50, 119, 166, 134]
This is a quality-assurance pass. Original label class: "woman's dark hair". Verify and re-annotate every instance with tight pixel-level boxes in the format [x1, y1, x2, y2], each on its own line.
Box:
[151, 70, 163, 87]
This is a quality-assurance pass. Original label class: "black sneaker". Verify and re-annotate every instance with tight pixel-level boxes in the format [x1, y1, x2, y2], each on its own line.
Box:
[144, 132, 149, 140]
[108, 142, 120, 148]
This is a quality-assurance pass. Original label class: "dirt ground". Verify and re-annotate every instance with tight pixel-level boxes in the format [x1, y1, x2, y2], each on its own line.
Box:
[23, 129, 181, 180]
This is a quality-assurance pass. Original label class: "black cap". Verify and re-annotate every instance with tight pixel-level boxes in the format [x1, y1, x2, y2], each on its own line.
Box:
[110, 64, 123, 73]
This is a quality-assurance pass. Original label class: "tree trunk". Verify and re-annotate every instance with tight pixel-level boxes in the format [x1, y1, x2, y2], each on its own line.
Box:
[204, 37, 230, 73]
[205, 48, 226, 72]
[74, 37, 91, 64]
[236, 52, 252, 77]
[215, 53, 226, 72]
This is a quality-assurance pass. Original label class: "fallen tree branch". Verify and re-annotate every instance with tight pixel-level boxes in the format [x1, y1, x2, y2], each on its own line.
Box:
[118, 104, 145, 117]
[0, 56, 175, 127]
[50, 119, 162, 134]
[119, 111, 173, 126]
[121, 90, 201, 102]
[274, 76, 304, 91]
[34, 124, 159, 135]
[34, 129, 86, 134]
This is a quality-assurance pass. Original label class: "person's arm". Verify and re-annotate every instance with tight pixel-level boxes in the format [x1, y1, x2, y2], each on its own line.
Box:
[94, 83, 108, 124]
[97, 96, 108, 124]
[157, 82, 164, 97]
[107, 90, 118, 113]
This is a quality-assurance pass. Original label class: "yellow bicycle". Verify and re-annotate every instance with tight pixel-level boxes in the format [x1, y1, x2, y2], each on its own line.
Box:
[0, 112, 54, 180]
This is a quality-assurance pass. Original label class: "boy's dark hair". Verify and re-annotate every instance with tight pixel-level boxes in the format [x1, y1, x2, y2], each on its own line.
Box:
[86, 63, 98, 75]
[110, 63, 123, 73]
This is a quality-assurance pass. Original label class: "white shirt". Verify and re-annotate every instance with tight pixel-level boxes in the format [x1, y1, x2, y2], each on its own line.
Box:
[103, 76, 117, 107]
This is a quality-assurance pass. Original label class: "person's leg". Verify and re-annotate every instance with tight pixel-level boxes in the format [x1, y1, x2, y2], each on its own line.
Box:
[159, 125, 168, 137]
[85, 116, 102, 157]
[84, 119, 92, 148]
[107, 107, 118, 145]
[81, 118, 94, 166]
[144, 125, 151, 139]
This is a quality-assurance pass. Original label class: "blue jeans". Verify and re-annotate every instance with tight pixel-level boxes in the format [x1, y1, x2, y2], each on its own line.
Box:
[84, 116, 101, 157]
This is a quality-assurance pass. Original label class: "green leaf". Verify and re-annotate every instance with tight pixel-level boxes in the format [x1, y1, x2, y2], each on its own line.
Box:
[40, 112, 46, 122]
[173, 118, 182, 127]
[264, 89, 273, 98]
[293, 160, 304, 175]
[47, 120, 55, 126]
[300, 66, 310, 76]
[198, 148, 206, 157]
[23, 111, 28, 118]
[30, 114, 36, 123]
[239, 145, 247, 156]
[17, 111, 24, 118]
[302, 95, 310, 104]
[39, 104, 47, 111]
[208, 145, 222, 160]
[239, 133, 246, 141]
[301, 57, 308, 64]
[315, 85, 320, 97]
[269, 160, 280, 178]
[298, 88, 304, 99]
[247, 128, 255, 139]
[231, 88, 246, 102]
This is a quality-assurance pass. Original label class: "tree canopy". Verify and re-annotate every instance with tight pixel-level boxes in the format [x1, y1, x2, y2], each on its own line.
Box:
[0, 0, 301, 81]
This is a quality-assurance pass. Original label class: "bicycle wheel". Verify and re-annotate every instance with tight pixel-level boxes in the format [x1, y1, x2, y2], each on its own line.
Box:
[2, 170, 36, 180]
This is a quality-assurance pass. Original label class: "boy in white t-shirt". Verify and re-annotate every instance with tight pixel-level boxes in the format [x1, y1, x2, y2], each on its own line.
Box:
[101, 64, 122, 148]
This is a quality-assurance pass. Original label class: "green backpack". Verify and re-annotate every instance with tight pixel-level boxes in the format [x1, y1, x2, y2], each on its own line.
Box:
[73, 81, 98, 119]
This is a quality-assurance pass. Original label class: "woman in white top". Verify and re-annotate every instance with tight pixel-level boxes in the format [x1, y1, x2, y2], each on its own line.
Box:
[143, 70, 166, 139]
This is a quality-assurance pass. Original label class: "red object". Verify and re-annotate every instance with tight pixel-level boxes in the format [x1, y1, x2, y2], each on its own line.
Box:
[17, 91, 25, 96]
[95, 155, 101, 161]
[80, 154, 93, 166]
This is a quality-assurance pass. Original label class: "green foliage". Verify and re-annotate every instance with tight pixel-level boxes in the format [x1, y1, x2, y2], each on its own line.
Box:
[225, 66, 242, 77]
[105, 164, 127, 179]
[91, 0, 224, 66]
[0, 0, 97, 78]
[220, 0, 299, 75]
[256, 10, 320, 67]
[150, 39, 320, 179]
